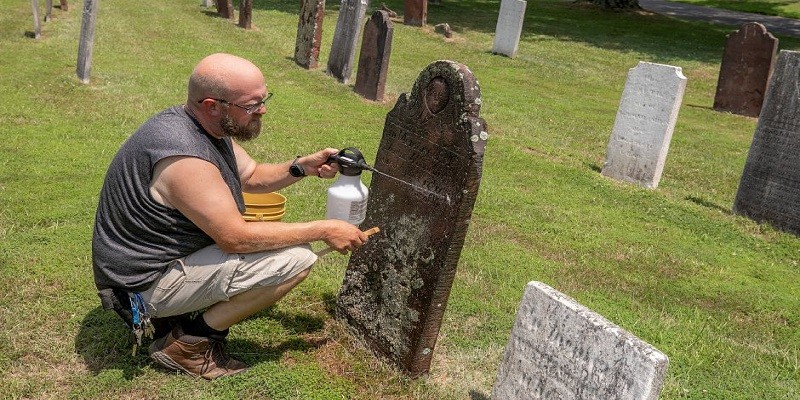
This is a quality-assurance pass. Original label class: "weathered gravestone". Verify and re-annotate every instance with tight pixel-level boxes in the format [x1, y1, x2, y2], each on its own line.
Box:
[733, 50, 800, 236]
[404, 0, 426, 26]
[216, 0, 234, 19]
[492, 281, 669, 400]
[492, 0, 527, 58]
[238, 0, 253, 29]
[601, 61, 687, 189]
[337, 60, 487, 377]
[295, 0, 326, 69]
[31, 0, 42, 39]
[327, 0, 369, 83]
[713, 22, 778, 118]
[354, 11, 393, 101]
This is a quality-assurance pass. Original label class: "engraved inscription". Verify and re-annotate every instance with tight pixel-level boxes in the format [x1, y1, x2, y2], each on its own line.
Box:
[601, 62, 687, 189]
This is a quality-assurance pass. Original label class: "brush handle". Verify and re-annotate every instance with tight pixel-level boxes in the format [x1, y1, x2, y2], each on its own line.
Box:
[315, 226, 380, 257]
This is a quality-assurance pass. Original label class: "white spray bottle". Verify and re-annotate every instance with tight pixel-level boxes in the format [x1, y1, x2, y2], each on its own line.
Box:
[326, 148, 369, 225]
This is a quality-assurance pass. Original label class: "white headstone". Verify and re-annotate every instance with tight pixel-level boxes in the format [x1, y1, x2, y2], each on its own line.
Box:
[601, 61, 687, 189]
[492, 281, 669, 400]
[492, 0, 526, 58]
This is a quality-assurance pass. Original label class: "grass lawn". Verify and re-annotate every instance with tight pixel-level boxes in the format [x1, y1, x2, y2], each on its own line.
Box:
[670, 0, 800, 19]
[1, 0, 799, 398]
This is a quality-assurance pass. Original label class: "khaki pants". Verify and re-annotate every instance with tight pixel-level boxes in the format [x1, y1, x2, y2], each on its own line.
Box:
[140, 243, 317, 317]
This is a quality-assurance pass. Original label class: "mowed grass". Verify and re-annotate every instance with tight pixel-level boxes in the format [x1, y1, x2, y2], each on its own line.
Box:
[1, 0, 798, 398]
[670, 0, 800, 19]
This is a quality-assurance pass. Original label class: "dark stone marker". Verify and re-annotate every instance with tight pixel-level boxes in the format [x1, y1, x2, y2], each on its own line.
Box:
[354, 11, 393, 101]
[216, 0, 234, 19]
[404, 0, 427, 26]
[713, 22, 778, 118]
[734, 50, 800, 236]
[337, 60, 487, 377]
[295, 0, 326, 69]
[327, 0, 369, 84]
[238, 0, 252, 29]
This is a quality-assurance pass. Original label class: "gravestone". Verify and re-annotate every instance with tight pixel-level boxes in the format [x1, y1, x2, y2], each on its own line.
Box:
[601, 61, 687, 189]
[404, 0, 426, 26]
[354, 11, 393, 101]
[238, 0, 253, 29]
[713, 22, 778, 118]
[337, 60, 487, 377]
[31, 0, 42, 39]
[295, 0, 326, 69]
[216, 0, 233, 19]
[733, 50, 800, 236]
[492, 0, 527, 58]
[327, 0, 369, 83]
[492, 281, 669, 400]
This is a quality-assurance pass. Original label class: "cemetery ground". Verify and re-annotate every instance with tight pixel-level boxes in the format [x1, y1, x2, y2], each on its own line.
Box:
[1, 0, 798, 398]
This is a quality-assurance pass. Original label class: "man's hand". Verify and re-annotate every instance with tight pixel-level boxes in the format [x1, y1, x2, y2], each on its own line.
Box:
[298, 148, 340, 179]
[320, 220, 369, 254]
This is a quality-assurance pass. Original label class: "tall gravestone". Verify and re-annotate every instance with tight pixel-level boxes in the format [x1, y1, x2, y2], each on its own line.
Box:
[327, 0, 369, 83]
[713, 22, 778, 118]
[733, 50, 800, 236]
[403, 0, 426, 26]
[337, 60, 487, 377]
[492, 0, 526, 58]
[601, 61, 687, 189]
[295, 0, 326, 69]
[492, 282, 669, 400]
[354, 11, 393, 101]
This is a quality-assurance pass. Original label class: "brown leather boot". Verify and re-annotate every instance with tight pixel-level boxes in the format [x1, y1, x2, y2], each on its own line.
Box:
[148, 326, 248, 380]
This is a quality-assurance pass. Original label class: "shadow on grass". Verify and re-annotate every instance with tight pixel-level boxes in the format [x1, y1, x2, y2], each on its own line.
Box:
[686, 195, 732, 214]
[75, 306, 148, 380]
[75, 305, 329, 378]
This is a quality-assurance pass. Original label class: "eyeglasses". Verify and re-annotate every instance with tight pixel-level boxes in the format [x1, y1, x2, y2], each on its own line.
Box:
[198, 92, 273, 114]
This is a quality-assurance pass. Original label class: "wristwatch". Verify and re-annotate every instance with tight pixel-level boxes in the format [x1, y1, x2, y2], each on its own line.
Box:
[289, 156, 306, 177]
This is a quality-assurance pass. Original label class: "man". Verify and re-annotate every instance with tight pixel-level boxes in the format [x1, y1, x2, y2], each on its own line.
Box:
[92, 53, 368, 379]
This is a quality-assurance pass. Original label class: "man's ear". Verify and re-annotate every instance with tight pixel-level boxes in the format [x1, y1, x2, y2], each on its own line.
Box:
[198, 98, 222, 117]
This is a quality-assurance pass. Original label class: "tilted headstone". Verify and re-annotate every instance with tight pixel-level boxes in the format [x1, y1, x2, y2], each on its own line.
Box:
[295, 0, 326, 69]
[492, 0, 526, 58]
[492, 281, 669, 400]
[337, 60, 487, 377]
[713, 22, 778, 118]
[403, 0, 426, 27]
[354, 11, 393, 101]
[733, 50, 800, 236]
[327, 0, 369, 83]
[601, 61, 687, 189]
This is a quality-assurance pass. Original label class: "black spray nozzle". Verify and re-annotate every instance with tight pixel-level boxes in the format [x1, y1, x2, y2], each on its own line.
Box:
[327, 147, 373, 176]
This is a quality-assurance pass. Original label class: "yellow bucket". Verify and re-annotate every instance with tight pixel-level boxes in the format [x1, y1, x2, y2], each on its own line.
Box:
[242, 192, 286, 222]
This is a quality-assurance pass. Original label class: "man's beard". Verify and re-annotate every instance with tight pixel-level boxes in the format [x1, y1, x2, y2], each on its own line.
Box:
[220, 112, 261, 142]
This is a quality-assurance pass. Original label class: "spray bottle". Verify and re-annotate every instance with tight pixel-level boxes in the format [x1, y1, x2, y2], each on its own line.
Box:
[325, 148, 370, 225]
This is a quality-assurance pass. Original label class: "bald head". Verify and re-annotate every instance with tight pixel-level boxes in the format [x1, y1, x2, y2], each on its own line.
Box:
[187, 53, 266, 105]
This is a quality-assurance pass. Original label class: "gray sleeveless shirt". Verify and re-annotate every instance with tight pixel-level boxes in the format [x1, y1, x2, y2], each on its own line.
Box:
[92, 106, 246, 292]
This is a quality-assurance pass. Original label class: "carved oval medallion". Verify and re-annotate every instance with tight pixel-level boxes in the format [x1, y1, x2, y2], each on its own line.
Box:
[424, 77, 449, 115]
